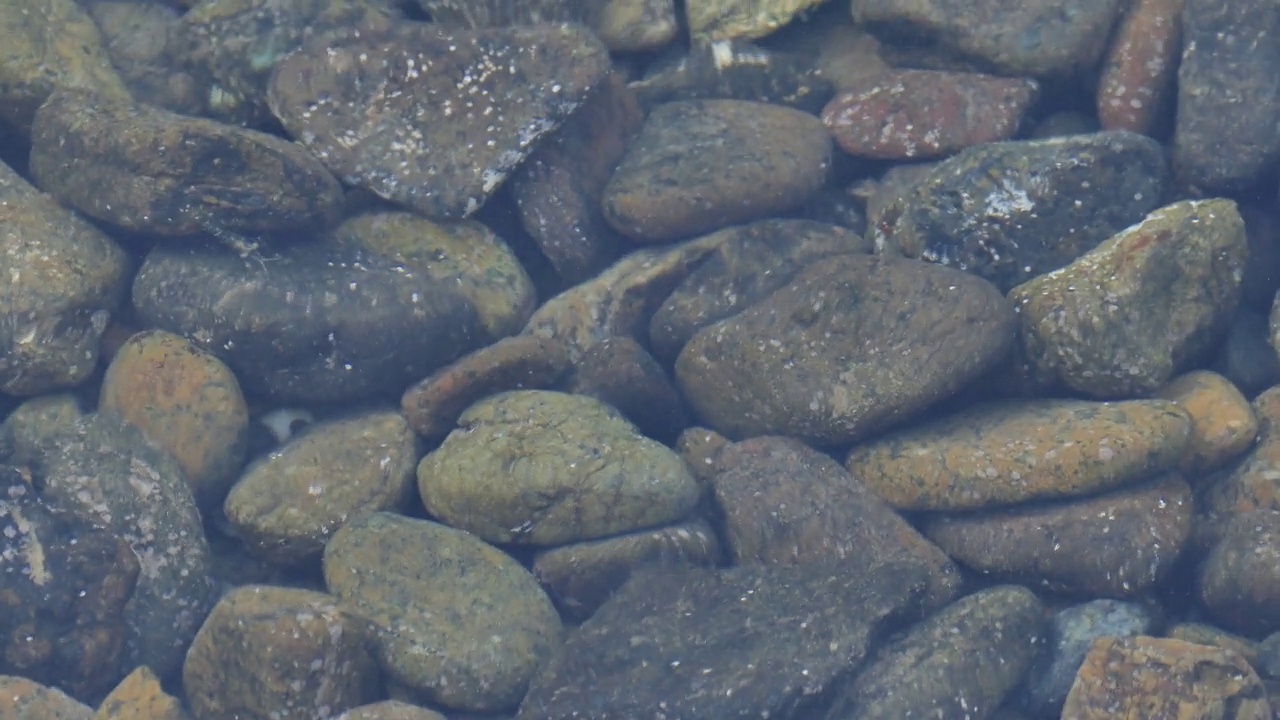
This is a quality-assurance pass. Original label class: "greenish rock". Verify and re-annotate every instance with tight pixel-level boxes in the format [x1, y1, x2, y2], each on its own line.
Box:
[1011, 198, 1246, 398]
[323, 512, 562, 713]
[686, 0, 826, 41]
[418, 390, 701, 545]
[224, 410, 418, 567]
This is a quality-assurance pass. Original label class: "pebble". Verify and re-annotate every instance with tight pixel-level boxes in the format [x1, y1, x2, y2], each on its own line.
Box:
[1198, 510, 1280, 637]
[1096, 0, 1182, 134]
[1154, 370, 1258, 479]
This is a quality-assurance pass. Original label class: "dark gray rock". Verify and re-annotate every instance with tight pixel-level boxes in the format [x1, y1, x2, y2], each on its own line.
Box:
[631, 40, 833, 113]
[517, 559, 937, 720]
[676, 253, 1015, 445]
[132, 240, 484, 404]
[874, 131, 1169, 292]
[1199, 509, 1280, 637]
[268, 21, 612, 218]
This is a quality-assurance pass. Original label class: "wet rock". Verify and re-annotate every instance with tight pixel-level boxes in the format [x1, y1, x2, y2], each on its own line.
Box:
[676, 425, 730, 482]
[1199, 510, 1280, 637]
[0, 471, 139, 702]
[517, 559, 936, 719]
[417, 390, 700, 545]
[268, 21, 611, 219]
[603, 99, 831, 243]
[687, 0, 825, 41]
[183, 585, 379, 720]
[523, 233, 723, 360]
[132, 239, 484, 404]
[821, 69, 1038, 160]
[87, 0, 205, 116]
[99, 330, 249, 514]
[0, 0, 131, 133]
[649, 219, 869, 361]
[1096, 0, 1181, 135]
[181, 0, 396, 126]
[712, 436, 960, 606]
[1154, 370, 1258, 479]
[401, 334, 571, 439]
[875, 131, 1169, 292]
[825, 585, 1044, 720]
[1203, 387, 1280, 539]
[533, 519, 721, 622]
[337, 700, 446, 720]
[845, 399, 1191, 512]
[923, 474, 1193, 597]
[1061, 636, 1271, 719]
[223, 410, 417, 567]
[1174, 0, 1280, 193]
[851, 0, 1124, 78]
[414, 0, 583, 26]
[631, 40, 832, 113]
[1016, 600, 1157, 719]
[94, 666, 188, 720]
[512, 72, 642, 284]
[567, 336, 690, 442]
[323, 512, 562, 713]
[30, 413, 217, 679]
[29, 88, 343, 238]
[593, 0, 678, 51]
[1011, 198, 1246, 398]
[1167, 623, 1261, 670]
[676, 254, 1015, 445]
[0, 676, 93, 720]
[0, 160, 128, 397]
[331, 210, 536, 343]
[0, 394, 84, 463]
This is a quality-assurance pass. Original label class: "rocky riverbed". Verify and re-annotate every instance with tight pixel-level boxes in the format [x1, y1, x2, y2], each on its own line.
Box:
[2, 0, 1280, 718]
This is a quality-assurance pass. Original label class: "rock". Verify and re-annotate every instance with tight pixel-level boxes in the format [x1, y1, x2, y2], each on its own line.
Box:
[822, 69, 1038, 160]
[712, 436, 960, 606]
[31, 413, 217, 679]
[676, 254, 1015, 445]
[875, 131, 1169, 292]
[401, 334, 571, 439]
[851, 0, 1124, 78]
[1096, 0, 1182, 134]
[417, 390, 700, 545]
[630, 40, 832, 113]
[323, 512, 562, 713]
[517, 559, 937, 719]
[1199, 510, 1280, 637]
[336, 700, 446, 720]
[223, 410, 418, 567]
[182, 585, 379, 720]
[0, 160, 128, 397]
[0, 470, 138, 702]
[99, 329, 249, 514]
[132, 239, 484, 404]
[1174, 0, 1280, 193]
[844, 399, 1191, 511]
[268, 21, 611, 218]
[0, 0, 131, 133]
[1154, 370, 1258, 478]
[86, 0, 206, 116]
[0, 676, 93, 720]
[29, 88, 343, 237]
[603, 99, 831, 242]
[1061, 636, 1271, 719]
[593, 0, 678, 51]
[567, 336, 690, 442]
[825, 586, 1044, 720]
[686, 0, 825, 41]
[94, 666, 188, 720]
[649, 218, 869, 362]
[532, 519, 721, 622]
[1202, 387, 1280, 543]
[1011, 198, 1246, 398]
[923, 474, 1193, 597]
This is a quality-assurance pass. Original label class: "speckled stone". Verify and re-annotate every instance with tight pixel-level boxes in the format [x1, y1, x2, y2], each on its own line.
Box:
[99, 330, 249, 514]
[87, 0, 205, 116]
[1061, 636, 1271, 719]
[1154, 370, 1258, 479]
[182, 585, 379, 720]
[323, 512, 562, 713]
[630, 40, 832, 113]
[826, 585, 1044, 720]
[686, 0, 825, 41]
[336, 700, 446, 720]
[875, 131, 1169, 292]
[0, 160, 127, 397]
[0, 676, 92, 720]
[1096, 0, 1181, 134]
[1199, 510, 1280, 637]
[676, 254, 1015, 445]
[567, 335, 691, 443]
[923, 474, 1193, 597]
[602, 99, 831, 243]
[268, 21, 611, 218]
[1202, 387, 1280, 544]
[417, 390, 700, 545]
[845, 399, 1191, 512]
[223, 410, 418, 567]
[1011, 198, 1246, 398]
[94, 666, 188, 720]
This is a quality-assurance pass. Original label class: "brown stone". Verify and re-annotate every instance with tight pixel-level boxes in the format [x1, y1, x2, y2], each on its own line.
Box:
[93, 667, 188, 720]
[1097, 0, 1183, 134]
[1154, 370, 1258, 479]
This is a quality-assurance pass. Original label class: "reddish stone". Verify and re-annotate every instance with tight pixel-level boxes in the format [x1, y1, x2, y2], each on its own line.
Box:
[821, 69, 1037, 160]
[1097, 0, 1183, 134]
